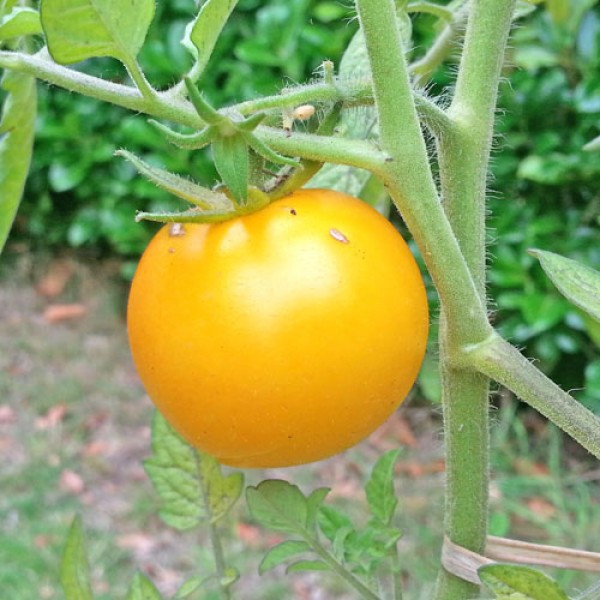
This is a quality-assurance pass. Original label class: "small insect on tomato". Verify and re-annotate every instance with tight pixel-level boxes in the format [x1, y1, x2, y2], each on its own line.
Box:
[127, 188, 429, 468]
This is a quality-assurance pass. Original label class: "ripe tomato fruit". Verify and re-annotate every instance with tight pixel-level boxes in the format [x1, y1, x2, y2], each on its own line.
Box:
[128, 188, 428, 468]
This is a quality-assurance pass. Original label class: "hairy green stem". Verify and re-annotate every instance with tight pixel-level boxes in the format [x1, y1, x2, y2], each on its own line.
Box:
[409, 1, 469, 87]
[256, 126, 387, 175]
[433, 2, 516, 599]
[0, 49, 203, 127]
[465, 333, 600, 461]
[122, 56, 157, 101]
[355, 0, 491, 348]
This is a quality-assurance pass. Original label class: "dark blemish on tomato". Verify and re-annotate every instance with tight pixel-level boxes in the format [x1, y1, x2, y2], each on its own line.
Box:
[169, 223, 186, 237]
[290, 208, 297, 216]
[330, 228, 349, 244]
[288, 435, 293, 439]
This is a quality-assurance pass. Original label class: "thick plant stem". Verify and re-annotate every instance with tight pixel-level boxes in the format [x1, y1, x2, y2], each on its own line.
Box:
[355, 0, 491, 350]
[434, 2, 516, 599]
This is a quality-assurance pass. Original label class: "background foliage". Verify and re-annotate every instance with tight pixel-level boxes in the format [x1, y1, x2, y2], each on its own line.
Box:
[7, 0, 600, 405]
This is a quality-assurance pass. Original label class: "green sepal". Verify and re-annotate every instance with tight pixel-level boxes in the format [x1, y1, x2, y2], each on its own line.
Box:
[184, 77, 228, 127]
[148, 119, 215, 150]
[135, 207, 237, 224]
[116, 148, 234, 212]
[236, 111, 267, 132]
[245, 133, 299, 168]
[212, 134, 249, 205]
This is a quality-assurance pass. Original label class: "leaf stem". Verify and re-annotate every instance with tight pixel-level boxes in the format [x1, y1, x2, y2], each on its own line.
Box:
[304, 533, 380, 600]
[194, 452, 232, 600]
[408, 1, 469, 87]
[465, 333, 600, 460]
[122, 56, 156, 101]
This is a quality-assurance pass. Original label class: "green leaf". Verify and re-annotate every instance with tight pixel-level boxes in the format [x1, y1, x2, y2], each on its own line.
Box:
[365, 449, 401, 526]
[530, 249, 600, 323]
[40, 0, 154, 64]
[306, 487, 330, 533]
[59, 517, 94, 600]
[125, 572, 163, 600]
[0, 69, 36, 255]
[259, 540, 312, 574]
[584, 134, 600, 152]
[246, 480, 310, 535]
[286, 560, 331, 573]
[182, 0, 239, 78]
[144, 412, 244, 530]
[318, 505, 354, 544]
[479, 564, 569, 599]
[0, 7, 41, 41]
[174, 576, 203, 599]
[212, 134, 249, 204]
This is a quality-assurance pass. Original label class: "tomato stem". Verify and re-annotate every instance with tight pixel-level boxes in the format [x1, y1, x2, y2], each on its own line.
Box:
[303, 532, 381, 600]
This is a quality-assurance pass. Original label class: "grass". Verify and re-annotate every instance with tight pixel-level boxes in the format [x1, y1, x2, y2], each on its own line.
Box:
[1, 249, 600, 599]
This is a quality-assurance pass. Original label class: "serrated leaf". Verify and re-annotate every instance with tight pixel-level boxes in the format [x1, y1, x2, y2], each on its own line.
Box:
[0, 69, 36, 255]
[479, 564, 569, 599]
[125, 572, 163, 600]
[286, 560, 331, 573]
[182, 0, 239, 78]
[365, 449, 401, 526]
[0, 7, 41, 41]
[246, 480, 309, 535]
[40, 0, 154, 64]
[144, 412, 244, 530]
[530, 249, 600, 323]
[305, 487, 330, 533]
[259, 540, 312, 574]
[318, 505, 354, 544]
[198, 455, 245, 524]
[59, 517, 94, 600]
[212, 134, 249, 204]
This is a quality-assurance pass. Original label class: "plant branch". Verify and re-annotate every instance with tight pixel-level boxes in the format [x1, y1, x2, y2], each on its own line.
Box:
[304, 533, 380, 600]
[408, 1, 469, 87]
[255, 126, 387, 175]
[0, 49, 202, 127]
[433, 2, 516, 598]
[355, 0, 491, 348]
[465, 333, 600, 460]
[122, 56, 156, 101]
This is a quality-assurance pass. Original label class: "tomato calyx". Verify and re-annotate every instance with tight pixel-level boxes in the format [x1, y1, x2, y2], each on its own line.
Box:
[115, 149, 270, 224]
[148, 78, 299, 205]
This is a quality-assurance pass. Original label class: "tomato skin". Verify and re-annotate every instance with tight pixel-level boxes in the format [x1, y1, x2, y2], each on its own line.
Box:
[127, 189, 428, 468]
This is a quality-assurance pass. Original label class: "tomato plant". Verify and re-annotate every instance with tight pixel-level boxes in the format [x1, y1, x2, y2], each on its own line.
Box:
[128, 188, 428, 467]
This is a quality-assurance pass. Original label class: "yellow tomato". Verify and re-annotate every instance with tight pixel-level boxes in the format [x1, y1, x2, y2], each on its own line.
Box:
[127, 189, 428, 467]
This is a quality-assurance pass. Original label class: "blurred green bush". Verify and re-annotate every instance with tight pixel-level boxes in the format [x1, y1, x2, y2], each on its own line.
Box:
[488, 3, 600, 408]
[9, 1, 600, 407]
